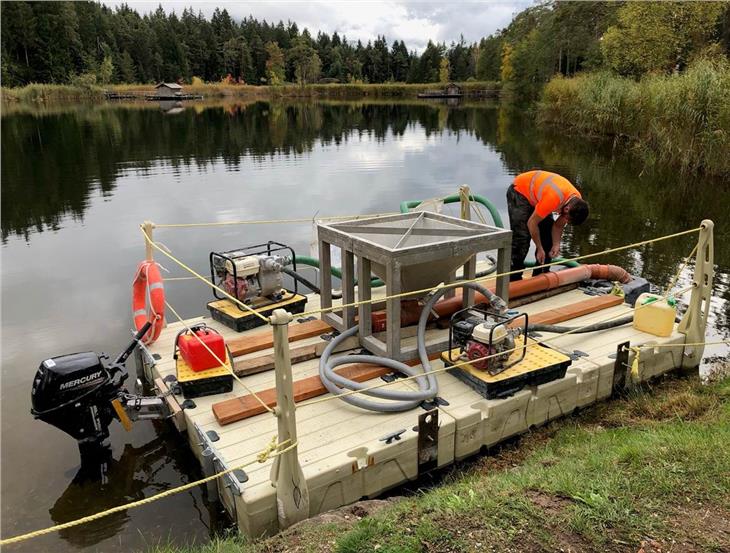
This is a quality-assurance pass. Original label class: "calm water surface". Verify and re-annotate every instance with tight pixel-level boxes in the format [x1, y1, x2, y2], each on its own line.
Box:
[2, 99, 728, 552]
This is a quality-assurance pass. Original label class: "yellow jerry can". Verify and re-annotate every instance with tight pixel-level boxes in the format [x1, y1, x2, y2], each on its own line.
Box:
[633, 292, 677, 337]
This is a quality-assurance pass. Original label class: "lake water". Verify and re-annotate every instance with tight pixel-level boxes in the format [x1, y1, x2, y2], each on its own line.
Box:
[1, 99, 728, 552]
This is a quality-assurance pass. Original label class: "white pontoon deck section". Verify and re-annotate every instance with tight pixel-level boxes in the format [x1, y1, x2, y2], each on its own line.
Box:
[140, 285, 690, 537]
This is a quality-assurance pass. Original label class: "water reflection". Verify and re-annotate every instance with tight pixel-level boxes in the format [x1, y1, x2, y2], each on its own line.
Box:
[159, 100, 185, 115]
[49, 424, 228, 549]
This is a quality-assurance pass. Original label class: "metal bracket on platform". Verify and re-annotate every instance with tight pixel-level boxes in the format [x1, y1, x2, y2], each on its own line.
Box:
[417, 409, 439, 473]
[380, 371, 406, 383]
[193, 422, 244, 522]
[612, 341, 630, 395]
[131, 329, 157, 367]
[211, 456, 242, 524]
[212, 457, 245, 497]
[193, 423, 221, 503]
[163, 375, 183, 396]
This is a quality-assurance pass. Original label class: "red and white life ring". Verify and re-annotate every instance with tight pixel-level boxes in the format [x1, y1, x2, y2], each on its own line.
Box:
[132, 260, 165, 345]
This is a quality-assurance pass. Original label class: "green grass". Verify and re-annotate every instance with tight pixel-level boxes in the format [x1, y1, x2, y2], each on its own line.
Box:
[1, 80, 499, 105]
[538, 58, 730, 176]
[149, 372, 730, 553]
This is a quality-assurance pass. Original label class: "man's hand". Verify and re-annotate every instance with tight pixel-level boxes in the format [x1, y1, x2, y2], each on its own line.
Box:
[536, 247, 546, 264]
[549, 244, 560, 259]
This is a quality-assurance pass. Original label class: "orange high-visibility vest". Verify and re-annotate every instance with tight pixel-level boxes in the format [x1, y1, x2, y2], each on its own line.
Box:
[513, 170, 581, 218]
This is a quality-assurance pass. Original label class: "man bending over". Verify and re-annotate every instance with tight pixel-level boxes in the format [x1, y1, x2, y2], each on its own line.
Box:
[506, 170, 589, 281]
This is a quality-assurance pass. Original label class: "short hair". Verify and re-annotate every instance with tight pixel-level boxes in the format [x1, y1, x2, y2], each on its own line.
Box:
[568, 198, 590, 225]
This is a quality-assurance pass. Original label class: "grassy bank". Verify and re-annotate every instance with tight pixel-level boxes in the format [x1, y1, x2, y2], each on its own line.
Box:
[0, 80, 499, 104]
[150, 371, 729, 553]
[539, 59, 730, 176]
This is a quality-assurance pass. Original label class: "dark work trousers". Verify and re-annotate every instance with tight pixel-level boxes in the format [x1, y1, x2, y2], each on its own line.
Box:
[506, 184, 553, 281]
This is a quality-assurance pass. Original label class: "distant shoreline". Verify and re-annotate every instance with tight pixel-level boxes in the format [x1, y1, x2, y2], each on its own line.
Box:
[1, 81, 500, 105]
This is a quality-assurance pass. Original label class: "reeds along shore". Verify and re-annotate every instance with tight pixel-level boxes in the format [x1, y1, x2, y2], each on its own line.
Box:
[1, 80, 500, 104]
[538, 58, 730, 177]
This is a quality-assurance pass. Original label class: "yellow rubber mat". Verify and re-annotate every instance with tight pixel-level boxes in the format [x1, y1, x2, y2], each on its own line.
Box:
[176, 351, 233, 383]
[441, 336, 571, 383]
[208, 292, 305, 318]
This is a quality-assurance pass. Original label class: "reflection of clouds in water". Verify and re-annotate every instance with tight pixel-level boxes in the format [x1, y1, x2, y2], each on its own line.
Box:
[394, 131, 434, 153]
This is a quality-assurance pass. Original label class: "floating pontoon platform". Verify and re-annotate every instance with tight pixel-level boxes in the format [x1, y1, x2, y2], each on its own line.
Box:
[137, 269, 706, 537]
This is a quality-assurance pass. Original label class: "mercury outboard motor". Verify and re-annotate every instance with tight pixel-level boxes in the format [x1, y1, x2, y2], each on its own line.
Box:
[31, 322, 169, 460]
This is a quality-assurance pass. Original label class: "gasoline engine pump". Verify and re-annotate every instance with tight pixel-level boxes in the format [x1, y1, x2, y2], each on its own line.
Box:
[448, 305, 529, 375]
[31, 321, 171, 460]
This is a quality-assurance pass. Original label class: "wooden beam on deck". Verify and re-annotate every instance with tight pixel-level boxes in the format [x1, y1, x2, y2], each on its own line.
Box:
[213, 355, 438, 425]
[233, 344, 319, 377]
[527, 294, 623, 325]
[227, 318, 332, 357]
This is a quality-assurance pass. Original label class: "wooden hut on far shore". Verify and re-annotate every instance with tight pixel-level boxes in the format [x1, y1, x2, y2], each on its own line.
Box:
[154, 82, 183, 98]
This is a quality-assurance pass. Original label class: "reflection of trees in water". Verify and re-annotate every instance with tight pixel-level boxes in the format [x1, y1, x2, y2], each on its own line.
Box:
[49, 423, 229, 549]
[1, 101, 454, 242]
[2, 101, 727, 336]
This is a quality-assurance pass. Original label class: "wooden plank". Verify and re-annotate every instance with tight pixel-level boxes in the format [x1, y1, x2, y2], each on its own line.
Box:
[213, 354, 441, 425]
[233, 344, 318, 377]
[508, 284, 578, 308]
[527, 294, 623, 325]
[227, 318, 332, 356]
[213, 364, 388, 425]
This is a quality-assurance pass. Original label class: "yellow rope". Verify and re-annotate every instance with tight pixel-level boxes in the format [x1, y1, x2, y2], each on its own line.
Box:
[154, 212, 400, 229]
[164, 275, 210, 282]
[0, 438, 295, 546]
[165, 300, 274, 414]
[666, 242, 698, 294]
[141, 226, 269, 323]
[297, 226, 703, 318]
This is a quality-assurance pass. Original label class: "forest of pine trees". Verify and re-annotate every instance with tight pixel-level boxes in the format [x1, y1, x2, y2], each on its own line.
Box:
[0, 2, 479, 87]
[2, 2, 729, 99]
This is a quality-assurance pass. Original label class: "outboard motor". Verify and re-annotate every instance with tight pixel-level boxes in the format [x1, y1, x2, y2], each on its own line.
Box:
[31, 322, 169, 459]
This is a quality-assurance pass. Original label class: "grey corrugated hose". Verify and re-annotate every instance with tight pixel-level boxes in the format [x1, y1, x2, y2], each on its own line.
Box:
[319, 282, 507, 412]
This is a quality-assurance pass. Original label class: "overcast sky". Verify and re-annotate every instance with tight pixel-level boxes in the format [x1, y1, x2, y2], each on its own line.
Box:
[112, 1, 531, 51]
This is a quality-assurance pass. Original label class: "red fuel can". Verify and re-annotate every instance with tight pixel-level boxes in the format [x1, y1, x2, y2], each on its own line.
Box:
[178, 328, 227, 372]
